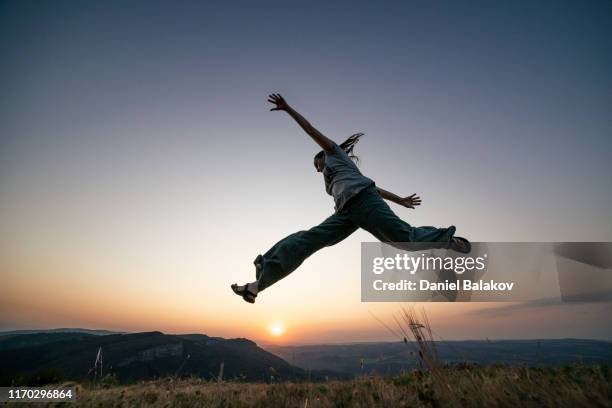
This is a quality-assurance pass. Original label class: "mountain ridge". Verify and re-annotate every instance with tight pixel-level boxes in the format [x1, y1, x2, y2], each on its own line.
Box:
[0, 331, 346, 386]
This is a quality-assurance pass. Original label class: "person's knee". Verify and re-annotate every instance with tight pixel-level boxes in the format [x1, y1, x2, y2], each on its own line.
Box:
[371, 224, 414, 243]
[303, 224, 331, 238]
[293, 229, 323, 248]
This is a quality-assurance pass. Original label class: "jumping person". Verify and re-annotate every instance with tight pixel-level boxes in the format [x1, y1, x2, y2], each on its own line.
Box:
[231, 94, 470, 303]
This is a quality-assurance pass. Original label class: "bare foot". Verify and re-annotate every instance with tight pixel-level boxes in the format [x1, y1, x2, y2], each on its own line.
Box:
[230, 282, 258, 304]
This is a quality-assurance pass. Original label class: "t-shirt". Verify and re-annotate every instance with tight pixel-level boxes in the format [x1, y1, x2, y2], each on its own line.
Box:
[323, 143, 375, 212]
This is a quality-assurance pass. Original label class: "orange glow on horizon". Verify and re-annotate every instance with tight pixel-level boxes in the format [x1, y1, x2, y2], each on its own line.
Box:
[268, 322, 285, 337]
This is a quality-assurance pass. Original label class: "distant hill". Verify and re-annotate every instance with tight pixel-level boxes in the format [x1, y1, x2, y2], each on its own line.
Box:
[0, 332, 99, 351]
[0, 328, 123, 337]
[0, 331, 345, 386]
[266, 339, 612, 376]
[4, 331, 609, 387]
[0, 329, 125, 353]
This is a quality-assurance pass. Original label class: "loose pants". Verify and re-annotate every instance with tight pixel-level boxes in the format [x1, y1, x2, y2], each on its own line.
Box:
[254, 185, 456, 291]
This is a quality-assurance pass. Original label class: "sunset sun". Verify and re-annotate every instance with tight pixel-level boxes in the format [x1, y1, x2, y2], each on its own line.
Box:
[269, 322, 285, 337]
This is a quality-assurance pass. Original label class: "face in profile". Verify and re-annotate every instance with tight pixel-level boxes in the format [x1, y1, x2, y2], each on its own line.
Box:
[313, 152, 325, 172]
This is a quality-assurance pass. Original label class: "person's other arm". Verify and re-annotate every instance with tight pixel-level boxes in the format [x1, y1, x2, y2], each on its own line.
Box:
[267, 93, 335, 152]
[376, 187, 422, 209]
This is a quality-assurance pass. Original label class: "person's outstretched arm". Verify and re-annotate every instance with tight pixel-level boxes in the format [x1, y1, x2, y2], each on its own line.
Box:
[377, 187, 422, 209]
[267, 93, 335, 152]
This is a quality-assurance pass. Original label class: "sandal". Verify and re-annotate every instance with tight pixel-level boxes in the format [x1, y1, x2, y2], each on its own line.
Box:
[231, 283, 257, 304]
[450, 237, 471, 254]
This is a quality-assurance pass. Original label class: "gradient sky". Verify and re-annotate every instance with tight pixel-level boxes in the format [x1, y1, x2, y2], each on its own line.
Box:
[1, 1, 611, 344]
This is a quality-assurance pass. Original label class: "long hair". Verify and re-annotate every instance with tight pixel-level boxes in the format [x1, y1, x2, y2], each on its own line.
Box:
[339, 132, 364, 162]
[315, 132, 365, 164]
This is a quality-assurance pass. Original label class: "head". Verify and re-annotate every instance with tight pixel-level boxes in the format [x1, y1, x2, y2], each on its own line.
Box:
[313, 132, 364, 172]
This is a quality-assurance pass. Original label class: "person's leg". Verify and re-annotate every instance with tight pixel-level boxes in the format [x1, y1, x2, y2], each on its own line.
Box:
[251, 212, 358, 292]
[349, 187, 456, 249]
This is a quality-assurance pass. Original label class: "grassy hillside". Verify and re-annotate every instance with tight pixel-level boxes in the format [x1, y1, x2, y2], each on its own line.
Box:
[48, 365, 611, 407]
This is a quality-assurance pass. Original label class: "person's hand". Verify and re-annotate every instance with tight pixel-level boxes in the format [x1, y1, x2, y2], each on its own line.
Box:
[267, 93, 289, 111]
[399, 194, 421, 209]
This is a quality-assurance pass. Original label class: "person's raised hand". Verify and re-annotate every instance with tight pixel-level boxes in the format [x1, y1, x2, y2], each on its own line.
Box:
[267, 93, 289, 111]
[399, 193, 422, 209]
